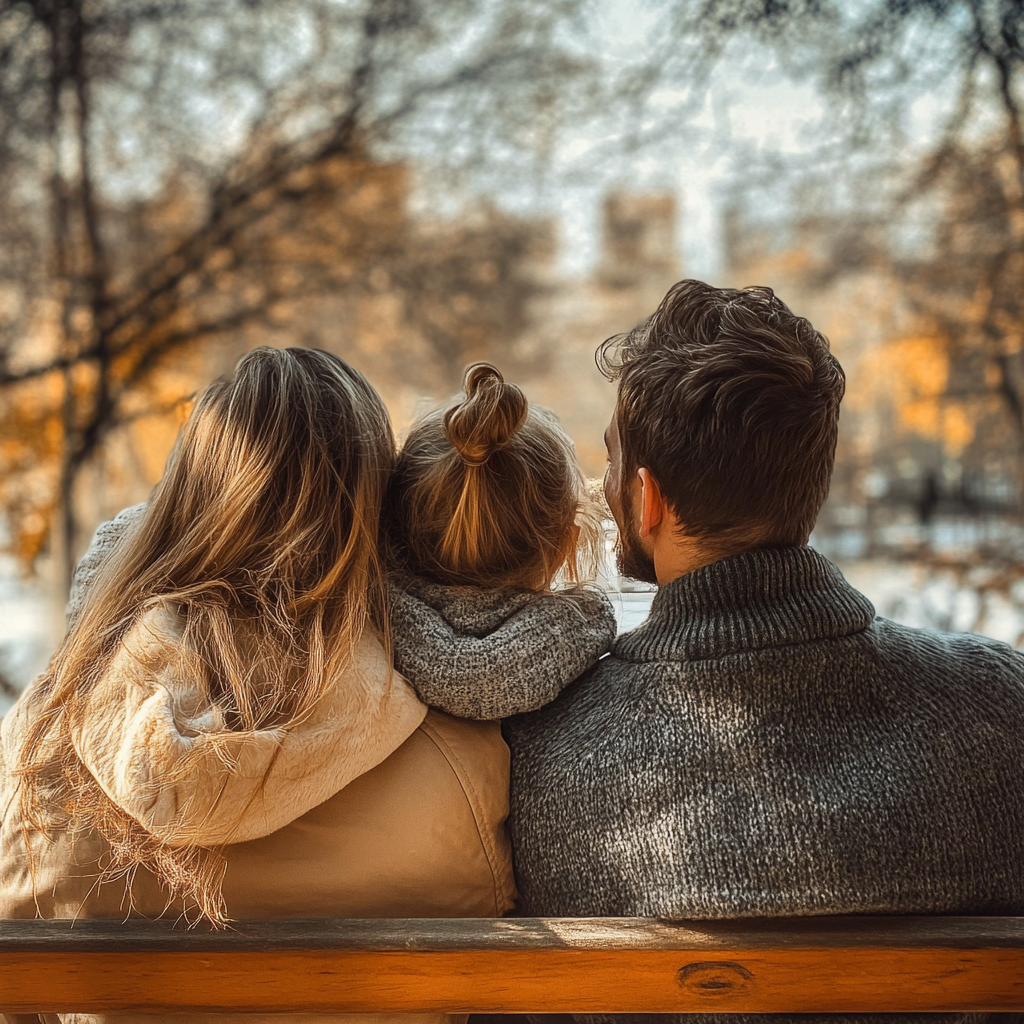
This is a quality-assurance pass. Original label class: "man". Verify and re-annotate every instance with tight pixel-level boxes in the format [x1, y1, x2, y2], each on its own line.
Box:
[505, 280, 1024, 933]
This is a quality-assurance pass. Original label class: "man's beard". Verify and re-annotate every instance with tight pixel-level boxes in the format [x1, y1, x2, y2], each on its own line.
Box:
[615, 496, 658, 585]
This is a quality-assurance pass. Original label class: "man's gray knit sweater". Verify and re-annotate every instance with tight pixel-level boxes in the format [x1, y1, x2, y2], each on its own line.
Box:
[506, 546, 1024, 1023]
[507, 546, 1023, 893]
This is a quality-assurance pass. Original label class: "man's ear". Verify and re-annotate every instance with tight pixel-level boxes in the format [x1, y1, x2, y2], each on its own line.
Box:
[637, 468, 667, 538]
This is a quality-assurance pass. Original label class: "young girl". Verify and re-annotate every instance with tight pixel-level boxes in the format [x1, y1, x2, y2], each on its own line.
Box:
[385, 362, 616, 719]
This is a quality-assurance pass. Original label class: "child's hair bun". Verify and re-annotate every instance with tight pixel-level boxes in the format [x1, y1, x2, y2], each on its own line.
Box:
[443, 363, 528, 467]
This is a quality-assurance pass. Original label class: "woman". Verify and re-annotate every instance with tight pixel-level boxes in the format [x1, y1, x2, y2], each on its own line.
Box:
[0, 348, 513, 1021]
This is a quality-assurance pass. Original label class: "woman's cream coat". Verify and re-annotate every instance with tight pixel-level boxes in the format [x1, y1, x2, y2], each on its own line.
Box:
[0, 523, 515, 1024]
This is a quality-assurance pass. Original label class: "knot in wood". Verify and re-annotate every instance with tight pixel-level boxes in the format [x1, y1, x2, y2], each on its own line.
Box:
[677, 960, 754, 997]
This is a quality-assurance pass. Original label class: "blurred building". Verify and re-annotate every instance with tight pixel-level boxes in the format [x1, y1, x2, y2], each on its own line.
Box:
[524, 191, 680, 475]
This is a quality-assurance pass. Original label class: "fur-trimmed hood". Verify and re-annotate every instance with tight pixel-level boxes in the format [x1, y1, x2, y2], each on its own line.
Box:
[4, 500, 428, 850]
[3, 599, 427, 849]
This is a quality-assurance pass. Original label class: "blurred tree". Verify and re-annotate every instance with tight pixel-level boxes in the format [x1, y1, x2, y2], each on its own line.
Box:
[673, 0, 1024, 501]
[390, 208, 553, 384]
[790, 0, 1024, 460]
[0, 0, 591, 580]
[890, 137, 1024, 451]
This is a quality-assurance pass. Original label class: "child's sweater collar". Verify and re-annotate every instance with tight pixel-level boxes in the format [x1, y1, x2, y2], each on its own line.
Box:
[391, 574, 540, 636]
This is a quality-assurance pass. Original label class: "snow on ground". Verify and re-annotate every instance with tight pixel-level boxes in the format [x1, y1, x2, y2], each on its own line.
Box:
[607, 587, 658, 633]
[0, 561, 56, 716]
[602, 550, 1024, 645]
[836, 560, 1024, 646]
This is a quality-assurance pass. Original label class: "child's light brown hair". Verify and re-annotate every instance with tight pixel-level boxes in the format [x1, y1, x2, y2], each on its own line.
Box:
[387, 363, 602, 590]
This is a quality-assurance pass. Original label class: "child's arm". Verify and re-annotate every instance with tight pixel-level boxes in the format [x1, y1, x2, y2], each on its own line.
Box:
[389, 585, 617, 719]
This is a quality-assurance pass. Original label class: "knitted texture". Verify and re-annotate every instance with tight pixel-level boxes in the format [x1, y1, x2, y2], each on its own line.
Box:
[506, 545, 1024, 922]
[67, 505, 616, 722]
[390, 576, 617, 719]
[66, 503, 146, 625]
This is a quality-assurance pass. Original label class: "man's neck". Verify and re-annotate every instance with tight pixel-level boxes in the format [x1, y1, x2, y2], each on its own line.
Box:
[652, 530, 766, 586]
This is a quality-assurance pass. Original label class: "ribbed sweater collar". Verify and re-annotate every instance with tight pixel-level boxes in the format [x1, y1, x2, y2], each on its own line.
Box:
[614, 546, 875, 663]
[392, 574, 537, 636]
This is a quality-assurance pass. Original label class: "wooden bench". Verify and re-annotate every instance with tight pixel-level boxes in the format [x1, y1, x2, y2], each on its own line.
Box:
[1, 916, 1021, 1015]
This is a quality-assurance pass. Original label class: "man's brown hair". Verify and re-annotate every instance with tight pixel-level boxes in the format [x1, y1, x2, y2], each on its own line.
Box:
[598, 279, 845, 547]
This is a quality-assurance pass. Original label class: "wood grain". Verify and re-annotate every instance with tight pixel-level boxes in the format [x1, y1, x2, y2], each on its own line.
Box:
[1, 917, 1021, 1014]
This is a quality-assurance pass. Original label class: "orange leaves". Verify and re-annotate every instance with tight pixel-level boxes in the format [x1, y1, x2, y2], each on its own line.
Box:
[863, 334, 983, 455]
[0, 374, 63, 568]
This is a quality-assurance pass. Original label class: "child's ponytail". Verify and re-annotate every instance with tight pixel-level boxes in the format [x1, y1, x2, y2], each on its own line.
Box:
[439, 365, 528, 572]
[443, 364, 528, 468]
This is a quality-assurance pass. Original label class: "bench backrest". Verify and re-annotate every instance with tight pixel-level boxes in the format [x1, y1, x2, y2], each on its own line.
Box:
[1, 915, 1022, 1015]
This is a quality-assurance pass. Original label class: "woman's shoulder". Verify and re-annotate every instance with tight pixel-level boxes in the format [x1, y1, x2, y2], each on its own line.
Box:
[415, 709, 515, 913]
[419, 707, 508, 765]
[417, 709, 510, 824]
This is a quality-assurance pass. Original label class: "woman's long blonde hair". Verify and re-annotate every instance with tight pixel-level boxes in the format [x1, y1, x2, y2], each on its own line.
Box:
[386, 363, 602, 590]
[16, 347, 395, 922]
